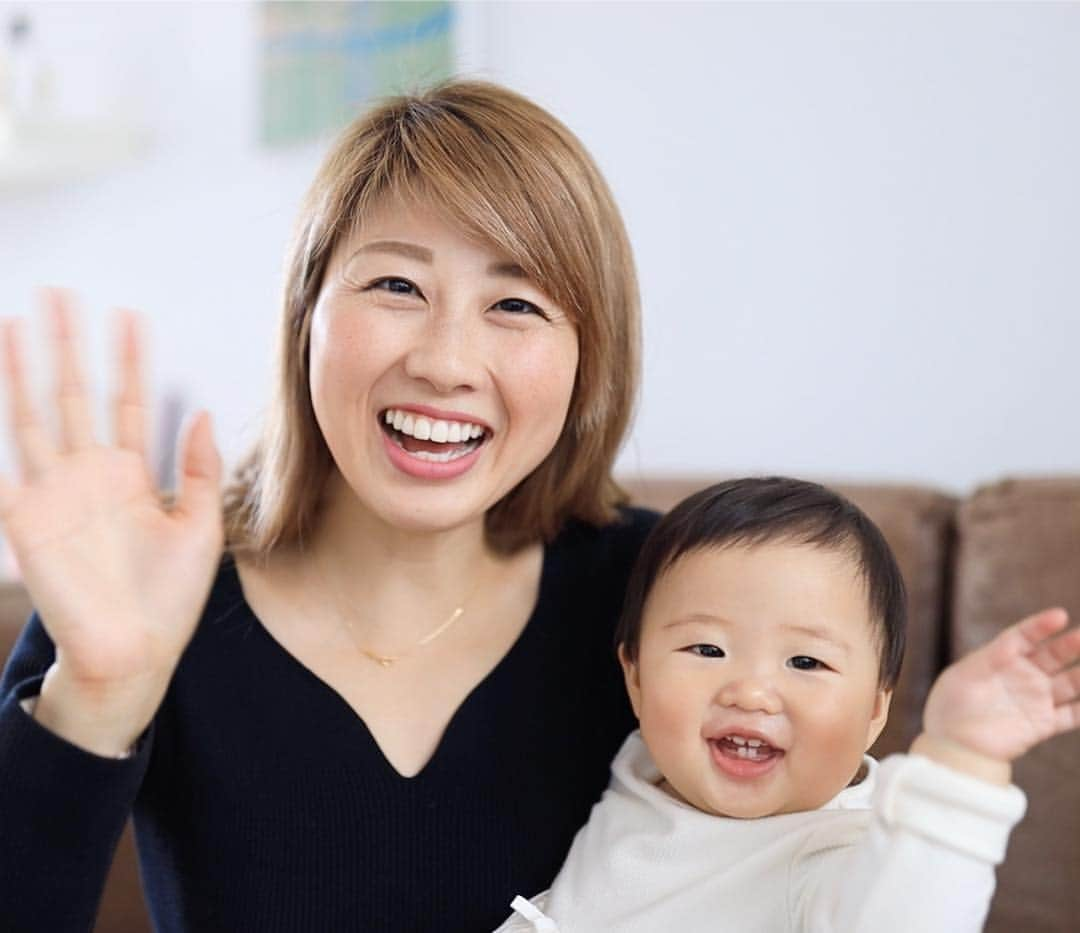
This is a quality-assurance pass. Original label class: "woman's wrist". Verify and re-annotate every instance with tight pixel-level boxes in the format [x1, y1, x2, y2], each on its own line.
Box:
[32, 662, 162, 758]
[909, 732, 1012, 786]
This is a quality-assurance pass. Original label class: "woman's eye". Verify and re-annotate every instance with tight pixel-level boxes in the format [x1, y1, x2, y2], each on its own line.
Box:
[368, 277, 420, 296]
[493, 297, 547, 319]
[788, 655, 826, 671]
[685, 644, 725, 659]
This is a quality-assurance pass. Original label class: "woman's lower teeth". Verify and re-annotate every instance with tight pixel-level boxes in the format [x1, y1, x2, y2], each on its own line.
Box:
[411, 447, 467, 463]
[397, 438, 478, 462]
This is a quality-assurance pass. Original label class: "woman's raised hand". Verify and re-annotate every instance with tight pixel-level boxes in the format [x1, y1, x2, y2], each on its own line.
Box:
[0, 291, 224, 756]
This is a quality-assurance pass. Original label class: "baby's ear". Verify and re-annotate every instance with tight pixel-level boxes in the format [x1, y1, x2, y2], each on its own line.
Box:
[864, 687, 893, 751]
[617, 643, 643, 720]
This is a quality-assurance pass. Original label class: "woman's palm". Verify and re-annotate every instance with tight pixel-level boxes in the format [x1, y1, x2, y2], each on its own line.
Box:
[0, 293, 223, 695]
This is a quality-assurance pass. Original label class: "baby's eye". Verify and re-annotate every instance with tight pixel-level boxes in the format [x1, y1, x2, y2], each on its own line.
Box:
[368, 277, 421, 296]
[788, 655, 826, 671]
[685, 644, 725, 659]
[492, 297, 548, 319]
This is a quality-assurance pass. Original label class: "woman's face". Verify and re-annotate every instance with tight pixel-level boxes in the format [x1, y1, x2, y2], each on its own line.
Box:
[308, 197, 579, 536]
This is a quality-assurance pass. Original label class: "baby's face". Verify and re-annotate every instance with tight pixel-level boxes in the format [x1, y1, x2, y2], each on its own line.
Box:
[620, 542, 891, 819]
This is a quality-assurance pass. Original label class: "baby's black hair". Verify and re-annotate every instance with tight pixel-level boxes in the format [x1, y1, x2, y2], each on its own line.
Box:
[616, 477, 906, 688]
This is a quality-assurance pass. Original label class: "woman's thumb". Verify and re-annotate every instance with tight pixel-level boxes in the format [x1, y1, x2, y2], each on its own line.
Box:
[174, 410, 223, 524]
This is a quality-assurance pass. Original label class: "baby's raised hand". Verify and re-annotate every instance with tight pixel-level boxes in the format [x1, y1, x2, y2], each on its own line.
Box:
[914, 609, 1080, 782]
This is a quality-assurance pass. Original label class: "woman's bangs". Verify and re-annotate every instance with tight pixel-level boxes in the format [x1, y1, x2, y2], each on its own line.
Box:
[404, 134, 587, 324]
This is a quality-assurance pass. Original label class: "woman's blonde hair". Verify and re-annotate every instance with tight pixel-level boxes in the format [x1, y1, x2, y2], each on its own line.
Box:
[225, 80, 640, 558]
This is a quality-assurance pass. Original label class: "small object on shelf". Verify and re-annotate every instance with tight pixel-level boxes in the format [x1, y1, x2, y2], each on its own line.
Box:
[0, 114, 151, 189]
[0, 12, 150, 190]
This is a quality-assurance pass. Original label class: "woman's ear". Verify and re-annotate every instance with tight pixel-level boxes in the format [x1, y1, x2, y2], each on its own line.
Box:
[617, 643, 642, 719]
[864, 688, 893, 751]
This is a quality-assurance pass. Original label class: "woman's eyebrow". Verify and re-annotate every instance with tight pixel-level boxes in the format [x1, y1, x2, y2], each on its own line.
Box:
[488, 261, 527, 279]
[347, 244, 525, 280]
[353, 240, 433, 262]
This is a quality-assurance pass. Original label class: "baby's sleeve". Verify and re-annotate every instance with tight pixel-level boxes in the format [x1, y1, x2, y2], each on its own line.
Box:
[792, 753, 1027, 932]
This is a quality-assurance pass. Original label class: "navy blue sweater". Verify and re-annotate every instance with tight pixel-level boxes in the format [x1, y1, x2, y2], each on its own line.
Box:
[0, 508, 657, 932]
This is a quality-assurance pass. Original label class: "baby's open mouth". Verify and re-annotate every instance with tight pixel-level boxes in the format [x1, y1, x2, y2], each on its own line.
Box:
[380, 409, 490, 463]
[710, 734, 784, 763]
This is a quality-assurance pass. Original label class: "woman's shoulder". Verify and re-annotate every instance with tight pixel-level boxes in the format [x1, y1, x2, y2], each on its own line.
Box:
[544, 506, 659, 599]
[551, 505, 659, 566]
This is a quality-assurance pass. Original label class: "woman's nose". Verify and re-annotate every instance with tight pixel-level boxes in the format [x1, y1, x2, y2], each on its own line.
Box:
[403, 309, 482, 394]
[716, 673, 782, 716]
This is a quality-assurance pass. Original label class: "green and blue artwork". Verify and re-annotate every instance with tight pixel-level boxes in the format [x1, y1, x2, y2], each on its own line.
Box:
[260, 1, 456, 146]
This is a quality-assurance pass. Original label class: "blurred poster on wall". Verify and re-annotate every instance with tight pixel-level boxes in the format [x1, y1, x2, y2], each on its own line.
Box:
[260, 1, 456, 146]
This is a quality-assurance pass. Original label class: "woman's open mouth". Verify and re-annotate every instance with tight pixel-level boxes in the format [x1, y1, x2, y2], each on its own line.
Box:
[380, 408, 490, 464]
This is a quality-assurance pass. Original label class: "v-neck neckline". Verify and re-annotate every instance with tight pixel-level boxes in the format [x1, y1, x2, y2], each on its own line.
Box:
[221, 544, 555, 782]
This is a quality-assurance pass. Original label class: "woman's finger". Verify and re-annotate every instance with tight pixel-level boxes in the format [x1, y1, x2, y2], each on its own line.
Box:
[171, 411, 223, 528]
[2, 318, 56, 478]
[0, 472, 20, 520]
[112, 310, 147, 458]
[47, 290, 96, 452]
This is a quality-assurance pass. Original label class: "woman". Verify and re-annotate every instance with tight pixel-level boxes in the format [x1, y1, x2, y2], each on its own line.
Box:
[0, 82, 656, 931]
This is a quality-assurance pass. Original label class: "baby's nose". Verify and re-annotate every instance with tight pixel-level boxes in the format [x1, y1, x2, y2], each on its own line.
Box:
[717, 674, 782, 715]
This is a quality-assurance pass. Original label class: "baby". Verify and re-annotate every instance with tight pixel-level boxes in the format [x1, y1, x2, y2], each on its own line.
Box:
[498, 477, 1080, 932]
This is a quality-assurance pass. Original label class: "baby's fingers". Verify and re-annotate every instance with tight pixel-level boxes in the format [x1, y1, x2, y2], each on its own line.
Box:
[2, 318, 56, 479]
[988, 608, 1071, 668]
[1054, 698, 1080, 736]
[1028, 616, 1080, 676]
[1053, 663, 1080, 707]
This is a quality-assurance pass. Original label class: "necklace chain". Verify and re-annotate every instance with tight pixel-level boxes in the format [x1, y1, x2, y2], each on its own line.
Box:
[313, 553, 482, 669]
[354, 605, 466, 668]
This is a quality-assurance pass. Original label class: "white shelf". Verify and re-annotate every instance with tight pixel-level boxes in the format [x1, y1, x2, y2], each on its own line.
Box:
[0, 116, 151, 189]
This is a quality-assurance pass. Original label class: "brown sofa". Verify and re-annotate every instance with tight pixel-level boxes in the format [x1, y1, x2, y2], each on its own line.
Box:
[2, 476, 1078, 932]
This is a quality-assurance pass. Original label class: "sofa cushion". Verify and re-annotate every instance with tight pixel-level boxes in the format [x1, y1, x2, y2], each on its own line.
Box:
[952, 477, 1080, 933]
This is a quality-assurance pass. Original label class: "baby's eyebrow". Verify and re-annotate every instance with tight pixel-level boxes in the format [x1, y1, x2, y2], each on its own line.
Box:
[781, 623, 851, 655]
[661, 613, 729, 631]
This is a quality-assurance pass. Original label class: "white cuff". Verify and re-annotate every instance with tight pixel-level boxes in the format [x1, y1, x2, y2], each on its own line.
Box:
[875, 753, 1027, 864]
[510, 895, 559, 932]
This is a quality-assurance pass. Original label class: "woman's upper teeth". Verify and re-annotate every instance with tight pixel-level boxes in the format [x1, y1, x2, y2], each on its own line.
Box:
[384, 409, 486, 443]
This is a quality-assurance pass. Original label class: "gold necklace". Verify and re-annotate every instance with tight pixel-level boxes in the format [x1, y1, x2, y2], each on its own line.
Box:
[352, 605, 466, 668]
[314, 552, 480, 669]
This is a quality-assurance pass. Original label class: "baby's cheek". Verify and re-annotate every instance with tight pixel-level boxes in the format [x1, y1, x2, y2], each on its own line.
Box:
[644, 690, 697, 737]
[637, 692, 696, 769]
[800, 698, 878, 797]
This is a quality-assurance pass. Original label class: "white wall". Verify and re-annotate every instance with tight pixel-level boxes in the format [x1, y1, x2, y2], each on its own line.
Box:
[1, 1, 1078, 495]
